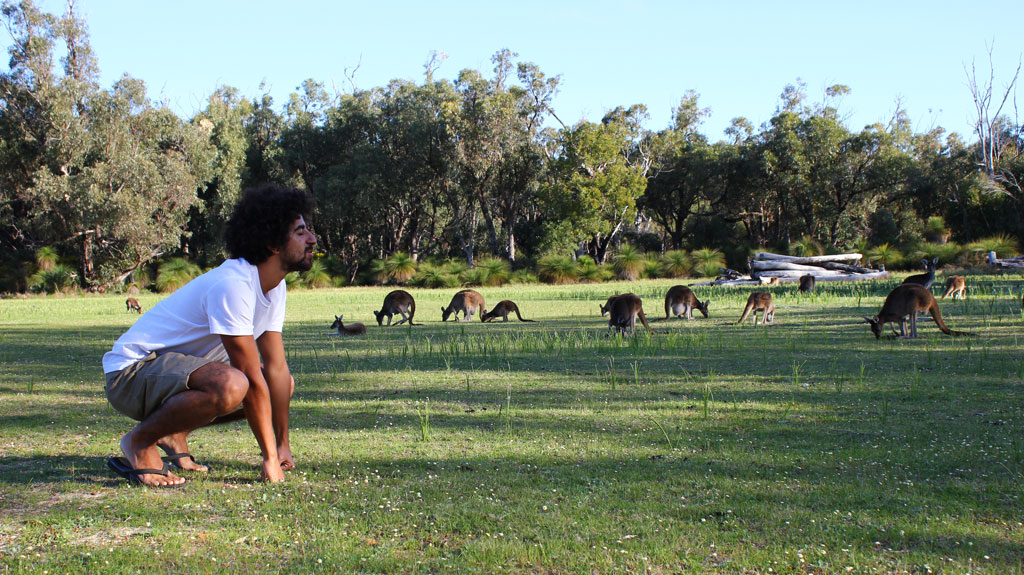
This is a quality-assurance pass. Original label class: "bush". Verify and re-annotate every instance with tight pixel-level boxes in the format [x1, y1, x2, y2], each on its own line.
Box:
[156, 258, 201, 293]
[475, 257, 511, 286]
[366, 259, 388, 285]
[410, 263, 458, 289]
[301, 259, 332, 289]
[643, 255, 663, 279]
[29, 264, 77, 294]
[966, 234, 1020, 260]
[576, 256, 604, 283]
[690, 248, 726, 278]
[537, 255, 578, 284]
[611, 244, 645, 281]
[659, 250, 692, 278]
[789, 236, 824, 257]
[866, 243, 904, 269]
[384, 252, 417, 284]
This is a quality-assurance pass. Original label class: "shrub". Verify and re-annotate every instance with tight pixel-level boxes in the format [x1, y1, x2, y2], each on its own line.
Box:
[384, 252, 417, 284]
[29, 264, 77, 294]
[301, 259, 332, 289]
[576, 256, 603, 283]
[366, 259, 388, 285]
[691, 248, 726, 278]
[156, 258, 201, 293]
[966, 234, 1020, 260]
[789, 235, 825, 257]
[476, 257, 511, 286]
[611, 244, 645, 281]
[410, 263, 458, 289]
[660, 250, 692, 278]
[34, 246, 59, 271]
[510, 269, 539, 284]
[866, 243, 904, 269]
[537, 255, 578, 284]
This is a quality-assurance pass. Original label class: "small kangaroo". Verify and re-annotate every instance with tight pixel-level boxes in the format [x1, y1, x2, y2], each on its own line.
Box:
[941, 276, 966, 300]
[481, 300, 535, 322]
[599, 294, 627, 316]
[374, 289, 417, 326]
[607, 293, 651, 335]
[863, 284, 969, 339]
[798, 274, 816, 292]
[662, 285, 708, 320]
[330, 314, 366, 336]
[441, 289, 486, 322]
[125, 297, 142, 314]
[902, 257, 938, 289]
[737, 292, 774, 325]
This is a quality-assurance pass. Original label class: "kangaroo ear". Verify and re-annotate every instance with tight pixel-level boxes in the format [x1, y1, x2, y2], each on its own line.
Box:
[861, 316, 873, 324]
[932, 257, 939, 265]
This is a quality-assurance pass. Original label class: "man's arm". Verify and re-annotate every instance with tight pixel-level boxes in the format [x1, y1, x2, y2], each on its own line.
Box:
[256, 330, 294, 470]
[220, 334, 284, 482]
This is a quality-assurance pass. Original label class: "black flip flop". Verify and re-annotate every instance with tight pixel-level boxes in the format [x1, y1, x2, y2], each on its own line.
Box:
[106, 456, 184, 488]
[161, 452, 209, 471]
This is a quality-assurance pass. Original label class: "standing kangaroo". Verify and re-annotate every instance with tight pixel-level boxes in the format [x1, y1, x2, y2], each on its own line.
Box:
[125, 297, 142, 314]
[662, 285, 709, 320]
[941, 276, 966, 300]
[902, 257, 938, 289]
[481, 300, 535, 322]
[330, 314, 366, 336]
[798, 274, 816, 292]
[441, 289, 486, 322]
[607, 293, 651, 334]
[374, 290, 417, 326]
[863, 284, 969, 339]
[736, 292, 774, 325]
[599, 294, 627, 316]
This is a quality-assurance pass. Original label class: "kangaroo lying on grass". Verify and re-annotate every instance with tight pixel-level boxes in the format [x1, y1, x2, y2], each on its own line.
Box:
[441, 289, 486, 322]
[481, 300, 535, 322]
[661, 285, 708, 320]
[374, 289, 417, 326]
[902, 257, 938, 289]
[736, 292, 774, 325]
[330, 314, 366, 336]
[941, 276, 966, 300]
[863, 284, 969, 339]
[125, 297, 142, 314]
[607, 293, 651, 335]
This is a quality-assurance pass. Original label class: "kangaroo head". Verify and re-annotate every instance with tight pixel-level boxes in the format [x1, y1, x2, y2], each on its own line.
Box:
[373, 309, 383, 325]
[696, 299, 710, 318]
[599, 303, 610, 316]
[441, 305, 452, 322]
[330, 315, 342, 330]
[862, 316, 882, 339]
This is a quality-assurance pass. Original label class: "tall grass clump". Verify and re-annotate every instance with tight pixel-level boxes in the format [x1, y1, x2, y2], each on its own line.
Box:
[691, 247, 726, 278]
[659, 250, 692, 278]
[576, 256, 604, 283]
[538, 255, 578, 284]
[475, 257, 511, 286]
[612, 244, 646, 280]
[156, 257, 201, 293]
[28, 264, 77, 294]
[366, 258, 389, 285]
[789, 235, 824, 257]
[384, 252, 418, 284]
[967, 234, 1019, 260]
[34, 246, 59, 271]
[867, 243, 903, 269]
[301, 258, 333, 289]
[410, 262, 458, 289]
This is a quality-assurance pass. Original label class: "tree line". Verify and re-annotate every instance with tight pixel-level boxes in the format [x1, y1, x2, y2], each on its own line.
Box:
[1, 0, 1021, 293]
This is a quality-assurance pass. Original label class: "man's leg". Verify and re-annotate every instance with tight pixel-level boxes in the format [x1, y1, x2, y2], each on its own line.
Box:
[120, 363, 248, 486]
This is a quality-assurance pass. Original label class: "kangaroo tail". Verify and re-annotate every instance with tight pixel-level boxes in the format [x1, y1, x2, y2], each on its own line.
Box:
[737, 305, 752, 325]
[513, 307, 535, 322]
[408, 301, 417, 325]
[929, 304, 970, 336]
[638, 309, 651, 331]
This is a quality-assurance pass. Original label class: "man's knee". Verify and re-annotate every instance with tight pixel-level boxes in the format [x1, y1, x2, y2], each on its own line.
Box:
[190, 363, 248, 414]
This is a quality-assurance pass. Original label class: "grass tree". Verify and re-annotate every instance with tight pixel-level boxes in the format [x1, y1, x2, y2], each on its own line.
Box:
[384, 252, 417, 284]
[867, 243, 903, 269]
[659, 250, 692, 278]
[611, 244, 645, 280]
[301, 259, 333, 289]
[537, 254, 579, 284]
[155, 258, 201, 293]
[475, 257, 511, 287]
[691, 247, 726, 278]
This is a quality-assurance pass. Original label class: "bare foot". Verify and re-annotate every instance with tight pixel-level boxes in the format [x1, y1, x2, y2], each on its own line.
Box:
[120, 433, 185, 487]
[278, 443, 295, 471]
[158, 432, 209, 472]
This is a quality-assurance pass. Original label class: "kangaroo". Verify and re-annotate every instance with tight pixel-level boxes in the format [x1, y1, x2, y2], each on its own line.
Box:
[374, 289, 417, 326]
[662, 285, 708, 320]
[599, 294, 627, 316]
[736, 292, 774, 325]
[330, 314, 366, 336]
[863, 284, 970, 339]
[902, 257, 938, 289]
[481, 300, 535, 322]
[607, 293, 651, 334]
[441, 289, 486, 322]
[125, 297, 142, 314]
[941, 276, 966, 300]
[798, 274, 816, 293]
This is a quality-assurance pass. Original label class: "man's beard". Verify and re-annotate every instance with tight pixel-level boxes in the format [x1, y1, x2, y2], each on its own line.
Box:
[286, 252, 314, 273]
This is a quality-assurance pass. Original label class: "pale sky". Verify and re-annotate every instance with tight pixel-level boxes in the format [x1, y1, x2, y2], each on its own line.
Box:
[7, 0, 1024, 141]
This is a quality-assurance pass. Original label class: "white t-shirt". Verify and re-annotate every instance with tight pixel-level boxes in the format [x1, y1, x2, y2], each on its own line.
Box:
[102, 258, 287, 373]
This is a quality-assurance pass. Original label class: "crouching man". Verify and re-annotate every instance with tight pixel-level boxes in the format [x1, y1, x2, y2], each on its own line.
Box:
[101, 184, 316, 487]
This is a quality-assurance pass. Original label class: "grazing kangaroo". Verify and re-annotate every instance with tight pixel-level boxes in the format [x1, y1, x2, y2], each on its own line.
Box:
[599, 294, 627, 316]
[441, 289, 486, 322]
[863, 284, 969, 339]
[798, 274, 816, 292]
[902, 257, 938, 289]
[941, 276, 966, 300]
[607, 293, 651, 334]
[736, 292, 774, 325]
[662, 285, 708, 320]
[374, 290, 417, 326]
[330, 314, 366, 336]
[481, 300, 535, 322]
[125, 297, 142, 314]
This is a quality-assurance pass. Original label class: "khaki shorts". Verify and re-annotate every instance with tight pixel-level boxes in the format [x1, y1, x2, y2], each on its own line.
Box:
[105, 352, 215, 421]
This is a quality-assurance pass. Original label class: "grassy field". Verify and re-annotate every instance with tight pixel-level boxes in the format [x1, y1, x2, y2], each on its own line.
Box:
[1, 276, 1023, 574]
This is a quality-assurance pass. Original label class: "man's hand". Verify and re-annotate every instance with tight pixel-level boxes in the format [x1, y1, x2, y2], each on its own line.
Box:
[262, 458, 285, 482]
[278, 441, 295, 471]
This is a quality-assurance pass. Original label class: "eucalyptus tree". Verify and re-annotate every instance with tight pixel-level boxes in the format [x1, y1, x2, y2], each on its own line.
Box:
[0, 0, 214, 288]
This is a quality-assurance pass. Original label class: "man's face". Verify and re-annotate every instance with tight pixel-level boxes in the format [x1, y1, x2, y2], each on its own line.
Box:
[281, 216, 317, 272]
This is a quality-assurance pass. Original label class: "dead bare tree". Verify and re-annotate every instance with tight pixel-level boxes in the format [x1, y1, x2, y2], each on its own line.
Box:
[965, 46, 1021, 176]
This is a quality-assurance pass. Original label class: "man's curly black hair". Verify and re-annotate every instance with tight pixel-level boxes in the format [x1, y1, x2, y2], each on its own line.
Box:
[224, 184, 316, 264]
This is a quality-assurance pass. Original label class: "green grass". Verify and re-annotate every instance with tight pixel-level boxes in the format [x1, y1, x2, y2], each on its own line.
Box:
[2, 276, 1023, 574]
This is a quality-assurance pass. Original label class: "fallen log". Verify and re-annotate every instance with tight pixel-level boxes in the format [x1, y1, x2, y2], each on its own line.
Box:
[755, 252, 863, 264]
[749, 260, 828, 273]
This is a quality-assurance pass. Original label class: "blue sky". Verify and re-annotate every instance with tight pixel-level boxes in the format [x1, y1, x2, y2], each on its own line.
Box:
[8, 0, 1023, 141]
